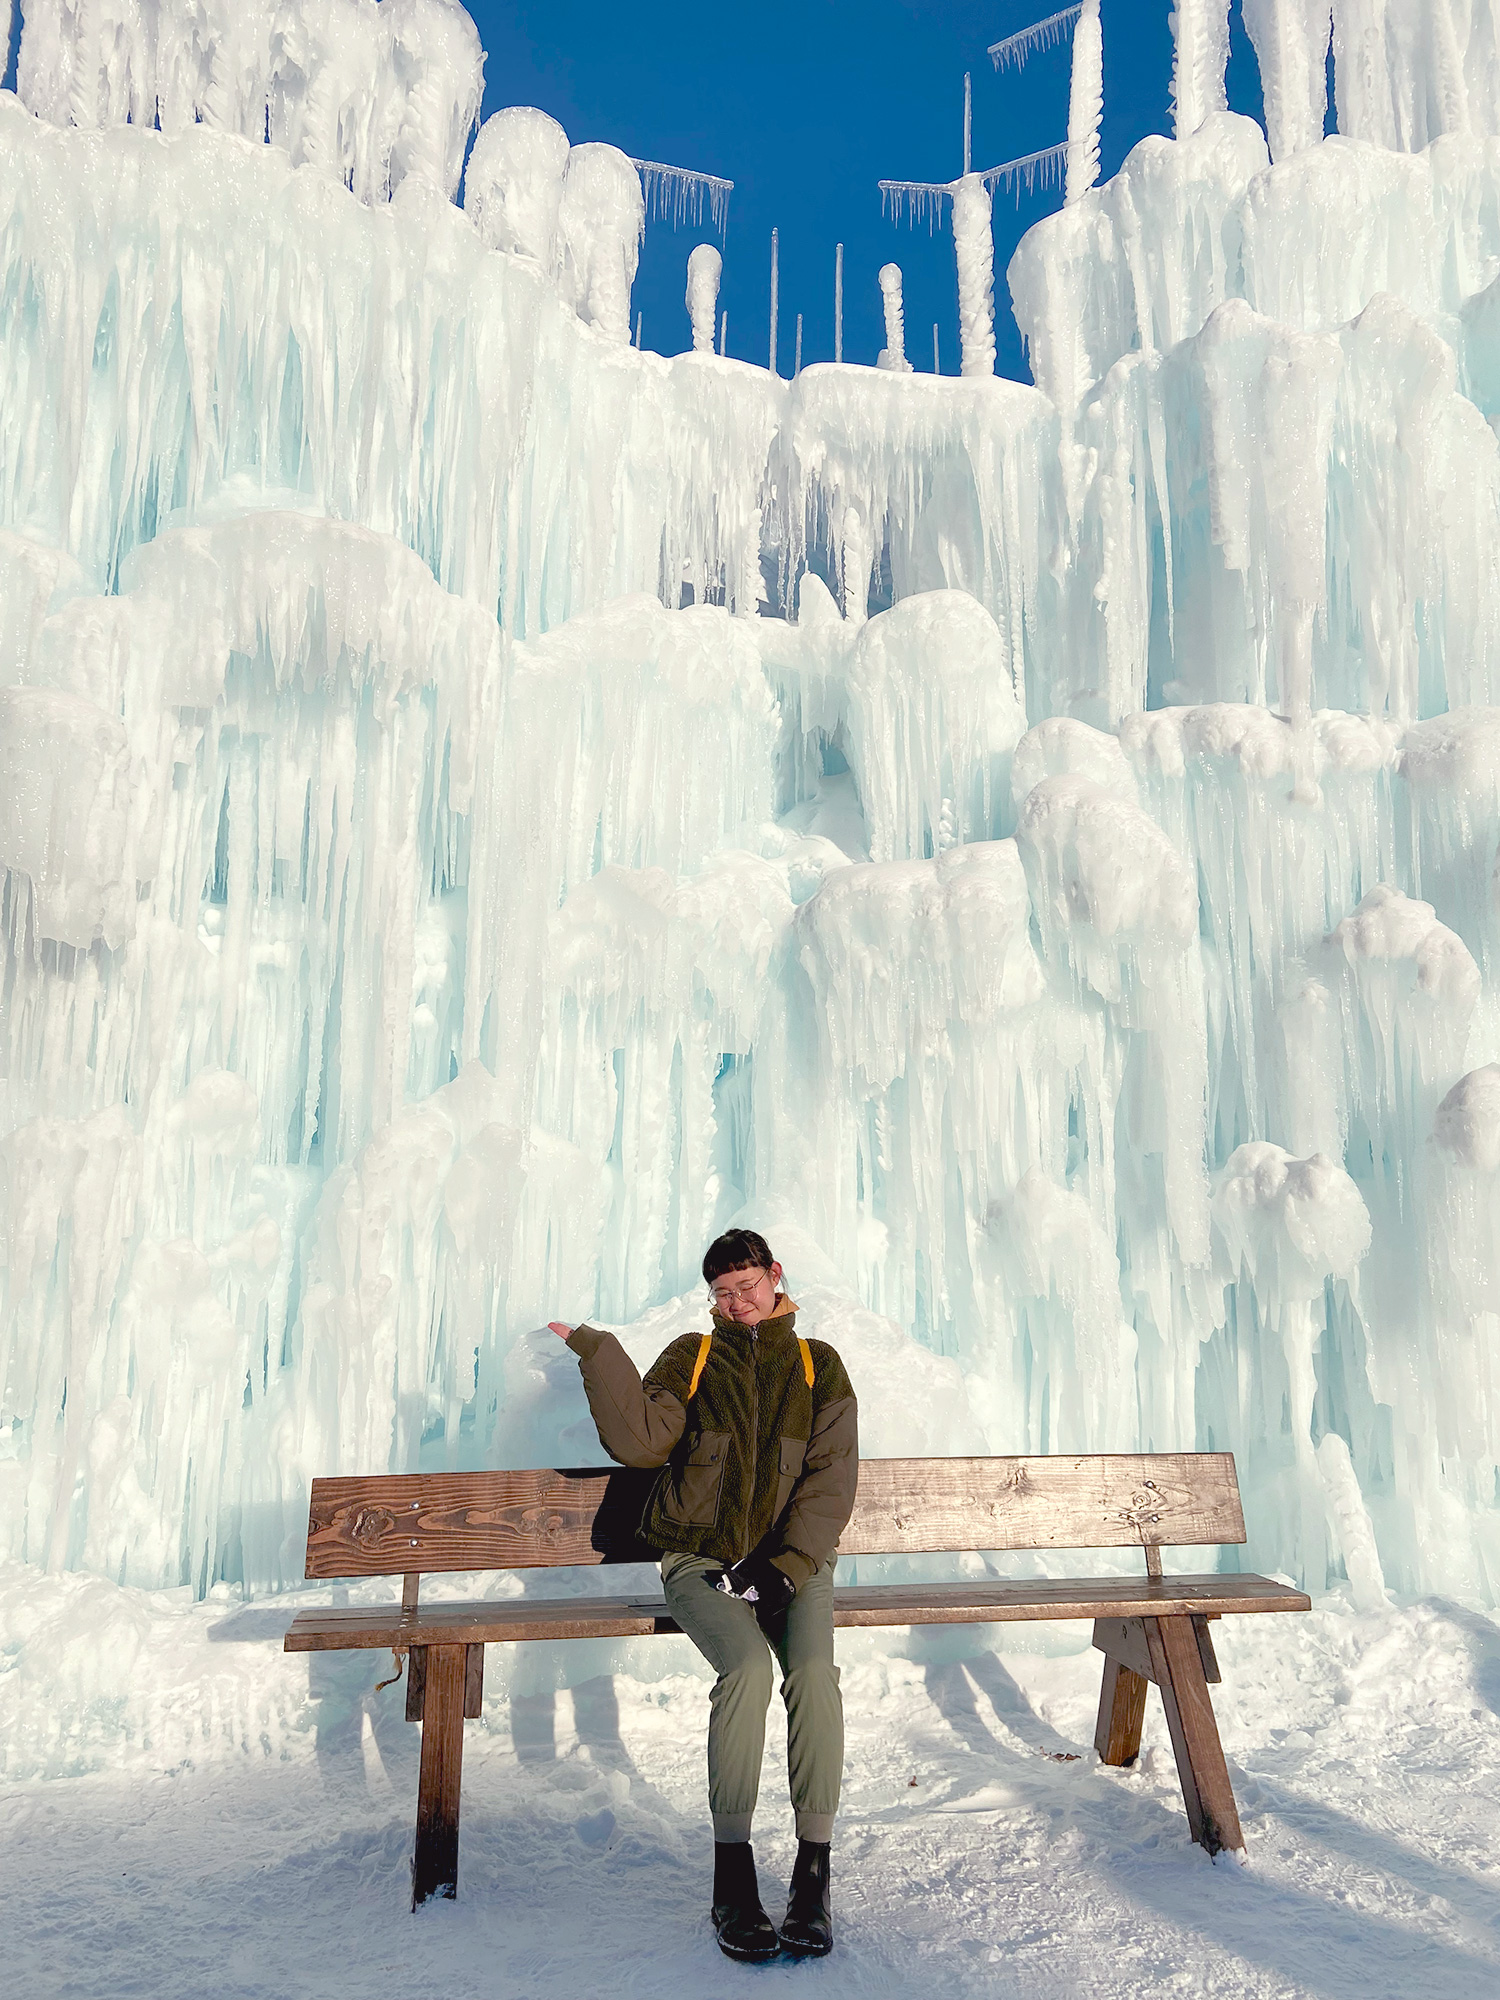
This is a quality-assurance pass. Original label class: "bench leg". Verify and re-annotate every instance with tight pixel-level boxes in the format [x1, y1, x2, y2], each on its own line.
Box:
[1143, 1615, 1244, 1858]
[1094, 1656, 1149, 1766]
[412, 1644, 467, 1907]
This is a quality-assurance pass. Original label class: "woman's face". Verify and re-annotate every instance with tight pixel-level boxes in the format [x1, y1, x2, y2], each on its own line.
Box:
[709, 1261, 783, 1323]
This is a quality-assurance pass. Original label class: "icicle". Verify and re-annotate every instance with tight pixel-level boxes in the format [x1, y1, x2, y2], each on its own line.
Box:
[1171, 0, 1231, 138]
[878, 179, 954, 234]
[989, 5, 1084, 74]
[877, 263, 912, 371]
[841, 505, 871, 624]
[795, 312, 803, 377]
[686, 243, 722, 353]
[1064, 0, 1103, 205]
[981, 142, 1069, 204]
[631, 158, 733, 237]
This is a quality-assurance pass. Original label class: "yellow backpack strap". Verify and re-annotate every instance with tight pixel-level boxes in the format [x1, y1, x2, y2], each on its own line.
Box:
[797, 1335, 814, 1389]
[687, 1331, 713, 1400]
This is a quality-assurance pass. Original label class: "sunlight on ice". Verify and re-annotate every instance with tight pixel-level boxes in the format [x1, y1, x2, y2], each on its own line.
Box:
[7, 0, 1500, 1624]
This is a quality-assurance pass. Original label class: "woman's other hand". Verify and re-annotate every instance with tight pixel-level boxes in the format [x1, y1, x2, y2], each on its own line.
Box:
[547, 1321, 575, 1340]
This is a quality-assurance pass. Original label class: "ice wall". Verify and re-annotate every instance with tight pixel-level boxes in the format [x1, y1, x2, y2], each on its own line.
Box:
[15, 0, 485, 203]
[7, 5, 1500, 1614]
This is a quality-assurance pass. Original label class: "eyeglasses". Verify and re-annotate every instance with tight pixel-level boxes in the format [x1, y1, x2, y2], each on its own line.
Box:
[708, 1274, 772, 1309]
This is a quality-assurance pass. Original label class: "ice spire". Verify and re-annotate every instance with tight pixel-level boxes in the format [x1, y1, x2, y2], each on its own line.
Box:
[769, 226, 780, 375]
[686, 243, 722, 352]
[1064, 0, 1102, 204]
[1170, 0, 1231, 137]
[1242, 0, 1334, 161]
[877, 263, 912, 371]
[952, 175, 997, 376]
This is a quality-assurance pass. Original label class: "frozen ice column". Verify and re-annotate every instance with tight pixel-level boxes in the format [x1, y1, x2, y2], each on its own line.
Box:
[465, 105, 570, 262]
[687, 244, 723, 353]
[876, 264, 912, 371]
[1064, 0, 1102, 203]
[952, 174, 996, 377]
[1170, 0, 1230, 137]
[1241, 0, 1332, 162]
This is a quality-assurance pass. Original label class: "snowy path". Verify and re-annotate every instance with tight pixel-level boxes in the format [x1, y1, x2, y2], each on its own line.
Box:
[6, 1570, 1500, 1999]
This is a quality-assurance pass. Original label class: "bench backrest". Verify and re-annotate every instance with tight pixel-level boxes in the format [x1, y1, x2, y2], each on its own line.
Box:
[302, 1453, 1245, 1580]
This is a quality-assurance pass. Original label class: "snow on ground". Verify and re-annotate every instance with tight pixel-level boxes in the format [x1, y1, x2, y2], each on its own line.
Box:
[5, 1564, 1500, 1999]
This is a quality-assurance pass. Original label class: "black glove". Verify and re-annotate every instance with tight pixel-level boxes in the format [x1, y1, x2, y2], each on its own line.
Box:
[713, 1551, 796, 1616]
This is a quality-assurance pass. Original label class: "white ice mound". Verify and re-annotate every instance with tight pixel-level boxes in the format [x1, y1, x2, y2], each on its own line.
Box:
[1017, 775, 1197, 996]
[1011, 716, 1136, 814]
[1434, 1066, 1500, 1173]
[558, 143, 646, 345]
[464, 105, 570, 262]
[1212, 1141, 1371, 1303]
[1326, 883, 1480, 1014]
[843, 590, 1025, 863]
[796, 842, 1044, 1088]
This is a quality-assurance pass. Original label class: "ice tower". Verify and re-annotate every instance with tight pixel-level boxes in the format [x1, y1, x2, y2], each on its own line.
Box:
[4, 0, 1500, 1612]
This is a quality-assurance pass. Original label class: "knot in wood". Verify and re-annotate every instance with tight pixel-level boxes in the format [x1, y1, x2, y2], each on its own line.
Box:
[351, 1506, 396, 1545]
[521, 1506, 566, 1544]
[1118, 1491, 1162, 1530]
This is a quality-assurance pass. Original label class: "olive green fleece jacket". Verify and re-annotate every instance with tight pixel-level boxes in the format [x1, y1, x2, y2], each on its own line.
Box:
[565, 1300, 858, 1587]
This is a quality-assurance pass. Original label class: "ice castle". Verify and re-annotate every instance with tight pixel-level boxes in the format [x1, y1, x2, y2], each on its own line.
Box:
[3, 0, 1500, 1614]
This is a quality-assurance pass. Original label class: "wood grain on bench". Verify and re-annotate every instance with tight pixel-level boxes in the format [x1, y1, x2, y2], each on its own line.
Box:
[301, 1452, 1247, 1578]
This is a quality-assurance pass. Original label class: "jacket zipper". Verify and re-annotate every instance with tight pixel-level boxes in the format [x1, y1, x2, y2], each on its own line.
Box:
[747, 1325, 758, 1559]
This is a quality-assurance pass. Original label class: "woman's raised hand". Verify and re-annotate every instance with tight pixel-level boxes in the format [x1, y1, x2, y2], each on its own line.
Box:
[547, 1321, 575, 1340]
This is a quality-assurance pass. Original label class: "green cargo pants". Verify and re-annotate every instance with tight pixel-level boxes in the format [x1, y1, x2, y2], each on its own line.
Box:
[661, 1552, 842, 1843]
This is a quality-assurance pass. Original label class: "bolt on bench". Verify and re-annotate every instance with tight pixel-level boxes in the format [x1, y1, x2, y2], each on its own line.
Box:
[285, 1453, 1307, 1905]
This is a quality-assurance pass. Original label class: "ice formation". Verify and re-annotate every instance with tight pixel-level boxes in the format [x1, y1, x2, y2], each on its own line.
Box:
[876, 263, 911, 372]
[686, 244, 722, 354]
[1063, 0, 1102, 203]
[16, 0, 485, 203]
[8, 1, 1500, 1619]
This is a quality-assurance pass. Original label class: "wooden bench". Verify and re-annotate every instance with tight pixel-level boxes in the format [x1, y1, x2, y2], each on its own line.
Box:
[284, 1453, 1307, 1905]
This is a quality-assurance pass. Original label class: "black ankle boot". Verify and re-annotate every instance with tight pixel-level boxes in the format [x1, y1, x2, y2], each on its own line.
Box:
[711, 1841, 780, 1962]
[779, 1839, 833, 1956]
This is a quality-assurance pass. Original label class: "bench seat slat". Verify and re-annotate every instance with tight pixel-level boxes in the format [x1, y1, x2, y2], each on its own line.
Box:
[302, 1453, 1248, 1579]
[282, 1571, 1309, 1653]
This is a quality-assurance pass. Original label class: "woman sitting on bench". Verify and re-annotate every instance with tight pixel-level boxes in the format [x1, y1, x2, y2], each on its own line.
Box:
[549, 1228, 859, 1962]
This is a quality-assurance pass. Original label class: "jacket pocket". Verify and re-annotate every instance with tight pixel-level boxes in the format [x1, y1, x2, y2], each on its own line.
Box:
[774, 1435, 807, 1521]
[659, 1430, 730, 1528]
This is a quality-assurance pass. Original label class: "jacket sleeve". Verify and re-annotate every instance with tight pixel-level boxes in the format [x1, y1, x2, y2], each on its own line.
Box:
[566, 1325, 695, 1469]
[769, 1347, 859, 1588]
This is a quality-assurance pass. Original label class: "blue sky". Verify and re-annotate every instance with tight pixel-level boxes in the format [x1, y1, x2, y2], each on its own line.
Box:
[466, 0, 1269, 380]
